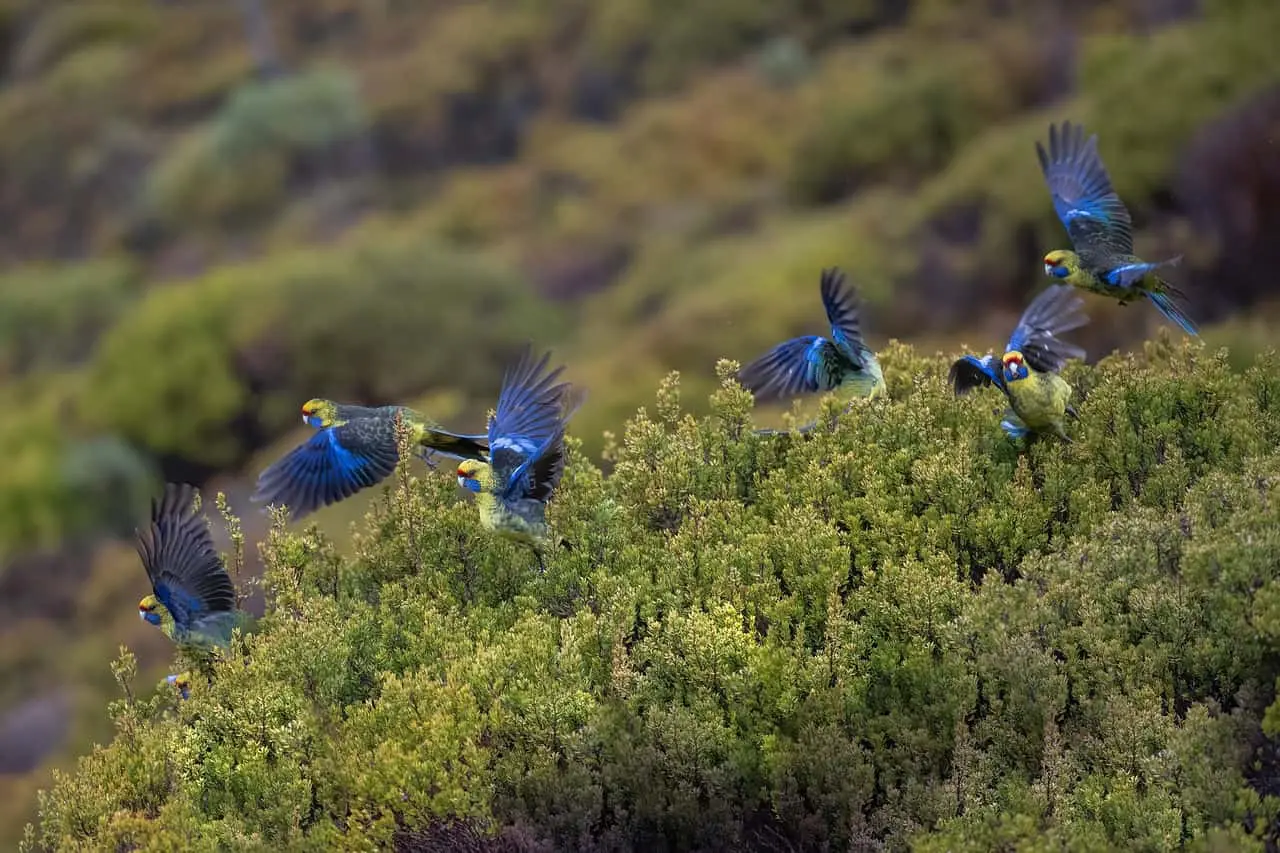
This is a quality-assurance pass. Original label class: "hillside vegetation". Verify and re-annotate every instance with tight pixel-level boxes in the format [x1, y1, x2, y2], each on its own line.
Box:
[3, 0, 1280, 846]
[24, 338, 1280, 851]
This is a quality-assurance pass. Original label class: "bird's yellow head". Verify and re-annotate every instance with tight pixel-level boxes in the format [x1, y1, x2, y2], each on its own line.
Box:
[1043, 250, 1076, 280]
[301, 398, 338, 429]
[457, 459, 489, 494]
[138, 594, 164, 628]
[1001, 350, 1029, 382]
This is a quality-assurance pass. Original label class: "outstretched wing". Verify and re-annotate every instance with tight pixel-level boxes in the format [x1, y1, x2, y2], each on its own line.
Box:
[738, 336, 849, 400]
[490, 346, 575, 451]
[251, 420, 400, 520]
[1036, 121, 1134, 258]
[819, 267, 871, 368]
[136, 484, 235, 631]
[500, 386, 585, 504]
[1007, 285, 1088, 374]
[949, 354, 1004, 396]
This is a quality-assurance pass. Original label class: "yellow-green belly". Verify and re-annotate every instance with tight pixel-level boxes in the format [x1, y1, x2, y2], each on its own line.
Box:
[1006, 373, 1071, 431]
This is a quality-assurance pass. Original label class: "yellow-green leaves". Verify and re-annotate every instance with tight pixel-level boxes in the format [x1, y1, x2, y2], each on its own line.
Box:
[27, 338, 1280, 851]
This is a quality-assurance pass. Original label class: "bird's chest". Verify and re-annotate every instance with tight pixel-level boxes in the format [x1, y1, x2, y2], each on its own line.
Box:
[1006, 376, 1059, 425]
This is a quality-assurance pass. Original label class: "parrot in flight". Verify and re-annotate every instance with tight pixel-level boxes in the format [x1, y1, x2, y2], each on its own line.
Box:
[949, 284, 1088, 442]
[252, 399, 490, 521]
[1036, 120, 1196, 335]
[135, 483, 252, 697]
[739, 267, 886, 405]
[455, 345, 584, 569]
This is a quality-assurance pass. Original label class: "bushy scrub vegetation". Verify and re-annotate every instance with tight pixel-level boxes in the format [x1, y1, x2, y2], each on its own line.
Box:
[25, 338, 1280, 851]
[4, 0, 1280, 846]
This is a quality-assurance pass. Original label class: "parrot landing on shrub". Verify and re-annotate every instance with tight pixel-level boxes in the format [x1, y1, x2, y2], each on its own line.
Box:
[165, 672, 192, 701]
[456, 345, 584, 570]
[949, 285, 1088, 442]
[1036, 120, 1197, 335]
[739, 267, 886, 406]
[136, 484, 253, 695]
[252, 399, 490, 521]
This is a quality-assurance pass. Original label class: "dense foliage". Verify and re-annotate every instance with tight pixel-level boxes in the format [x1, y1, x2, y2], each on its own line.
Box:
[4, 0, 1280, 847]
[26, 339, 1280, 851]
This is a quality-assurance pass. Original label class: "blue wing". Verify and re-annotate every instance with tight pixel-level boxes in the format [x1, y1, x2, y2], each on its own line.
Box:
[1006, 285, 1087, 374]
[1036, 121, 1134, 257]
[1001, 410, 1030, 440]
[136, 484, 236, 632]
[499, 385, 585, 504]
[489, 347, 583, 500]
[738, 336, 844, 400]
[490, 346, 575, 451]
[819, 267, 871, 367]
[949, 354, 1004, 395]
[251, 420, 401, 520]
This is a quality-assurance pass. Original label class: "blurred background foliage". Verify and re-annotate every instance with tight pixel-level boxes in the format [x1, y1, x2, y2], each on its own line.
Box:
[0, 0, 1278, 846]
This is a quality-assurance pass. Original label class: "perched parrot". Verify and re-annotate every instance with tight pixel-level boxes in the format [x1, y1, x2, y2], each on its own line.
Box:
[137, 483, 252, 665]
[949, 284, 1088, 441]
[252, 399, 490, 521]
[1036, 120, 1197, 335]
[166, 672, 192, 701]
[739, 267, 886, 405]
[456, 345, 584, 567]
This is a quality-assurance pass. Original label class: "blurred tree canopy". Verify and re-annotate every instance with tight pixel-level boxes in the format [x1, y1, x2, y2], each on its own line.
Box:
[24, 339, 1280, 851]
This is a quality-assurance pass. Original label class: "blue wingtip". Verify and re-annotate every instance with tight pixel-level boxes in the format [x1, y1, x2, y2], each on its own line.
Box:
[1147, 291, 1198, 336]
[1000, 418, 1030, 440]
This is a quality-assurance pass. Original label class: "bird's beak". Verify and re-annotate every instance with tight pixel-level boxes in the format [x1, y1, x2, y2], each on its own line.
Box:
[138, 609, 147, 622]
[301, 413, 309, 425]
[1043, 263, 1054, 276]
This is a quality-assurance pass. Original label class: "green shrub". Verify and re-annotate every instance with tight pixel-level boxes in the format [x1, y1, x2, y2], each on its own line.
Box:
[26, 339, 1280, 851]
[147, 67, 370, 227]
[0, 387, 77, 563]
[786, 36, 1036, 205]
[11, 2, 158, 78]
[0, 259, 141, 376]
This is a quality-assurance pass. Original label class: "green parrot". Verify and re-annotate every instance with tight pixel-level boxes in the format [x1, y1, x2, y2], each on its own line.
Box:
[739, 267, 886, 405]
[455, 345, 585, 568]
[252, 398, 490, 521]
[136, 483, 253, 695]
[1036, 120, 1197, 335]
[949, 284, 1088, 442]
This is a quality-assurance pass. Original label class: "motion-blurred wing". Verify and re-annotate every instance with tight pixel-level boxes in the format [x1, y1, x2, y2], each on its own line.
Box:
[949, 354, 1004, 396]
[251, 420, 400, 520]
[1000, 410, 1030, 440]
[136, 483, 235, 631]
[1007, 285, 1087, 374]
[819, 267, 870, 368]
[738, 336, 843, 400]
[1036, 121, 1134, 257]
[491, 346, 575, 452]
[499, 387, 585, 503]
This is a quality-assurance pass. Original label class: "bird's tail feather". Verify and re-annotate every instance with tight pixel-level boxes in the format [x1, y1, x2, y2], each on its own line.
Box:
[1147, 289, 1198, 336]
[424, 432, 490, 462]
